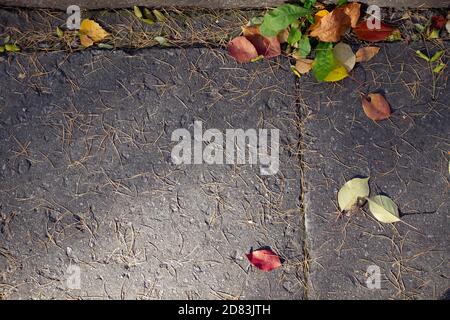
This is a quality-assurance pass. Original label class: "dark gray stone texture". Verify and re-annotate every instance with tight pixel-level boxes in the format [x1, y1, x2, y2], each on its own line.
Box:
[0, 48, 304, 299]
[300, 41, 449, 299]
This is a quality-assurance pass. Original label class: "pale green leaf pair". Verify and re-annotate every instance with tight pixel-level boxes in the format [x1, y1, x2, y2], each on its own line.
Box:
[338, 177, 400, 224]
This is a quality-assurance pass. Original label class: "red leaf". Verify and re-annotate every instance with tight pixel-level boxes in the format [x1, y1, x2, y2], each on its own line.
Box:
[228, 36, 258, 63]
[246, 34, 281, 59]
[246, 248, 282, 272]
[353, 20, 393, 42]
[431, 15, 447, 30]
[361, 93, 391, 121]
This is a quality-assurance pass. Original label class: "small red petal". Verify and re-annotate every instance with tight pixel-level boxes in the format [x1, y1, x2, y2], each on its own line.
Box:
[246, 248, 282, 272]
[431, 15, 447, 30]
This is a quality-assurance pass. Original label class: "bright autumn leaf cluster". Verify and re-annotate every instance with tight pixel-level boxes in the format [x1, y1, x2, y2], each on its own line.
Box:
[228, 1, 400, 83]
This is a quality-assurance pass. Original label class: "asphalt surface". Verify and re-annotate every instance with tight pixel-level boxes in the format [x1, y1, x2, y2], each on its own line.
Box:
[0, 43, 448, 299]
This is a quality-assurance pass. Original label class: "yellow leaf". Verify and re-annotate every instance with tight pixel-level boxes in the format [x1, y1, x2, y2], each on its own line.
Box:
[80, 34, 94, 47]
[79, 19, 109, 42]
[324, 64, 348, 82]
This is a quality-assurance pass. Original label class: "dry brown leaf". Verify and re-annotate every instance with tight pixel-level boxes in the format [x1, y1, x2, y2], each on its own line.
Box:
[342, 3, 361, 28]
[361, 93, 391, 121]
[242, 25, 260, 37]
[355, 46, 380, 62]
[294, 58, 313, 74]
[309, 7, 352, 42]
[277, 28, 290, 44]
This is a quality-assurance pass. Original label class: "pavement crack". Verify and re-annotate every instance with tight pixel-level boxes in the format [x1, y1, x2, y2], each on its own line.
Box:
[294, 76, 311, 300]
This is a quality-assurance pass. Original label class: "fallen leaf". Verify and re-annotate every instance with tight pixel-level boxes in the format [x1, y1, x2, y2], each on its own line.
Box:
[415, 50, 430, 62]
[433, 62, 446, 74]
[294, 58, 313, 74]
[260, 4, 311, 37]
[324, 64, 348, 82]
[133, 6, 143, 19]
[367, 195, 400, 223]
[353, 20, 394, 42]
[154, 36, 168, 46]
[309, 3, 360, 42]
[338, 177, 370, 212]
[431, 15, 447, 29]
[312, 42, 336, 81]
[79, 19, 109, 46]
[355, 46, 380, 62]
[246, 35, 281, 59]
[287, 27, 301, 45]
[361, 93, 391, 121]
[0, 46, 4, 53]
[428, 28, 440, 39]
[79, 34, 94, 47]
[310, 7, 352, 42]
[430, 50, 444, 62]
[277, 28, 290, 44]
[56, 26, 64, 38]
[333, 42, 355, 72]
[446, 19, 450, 34]
[228, 36, 259, 63]
[97, 43, 114, 49]
[386, 28, 402, 41]
[153, 9, 166, 22]
[240, 26, 281, 59]
[246, 248, 282, 272]
[342, 2, 361, 28]
[294, 36, 311, 58]
[4, 43, 20, 52]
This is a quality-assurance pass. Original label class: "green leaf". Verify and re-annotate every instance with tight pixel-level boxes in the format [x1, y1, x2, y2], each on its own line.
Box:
[97, 43, 114, 49]
[432, 62, 446, 73]
[0, 46, 4, 53]
[56, 26, 64, 38]
[337, 0, 348, 6]
[154, 36, 168, 46]
[296, 36, 311, 58]
[428, 28, 440, 39]
[287, 27, 301, 46]
[415, 50, 430, 62]
[142, 18, 155, 25]
[260, 4, 311, 37]
[302, 0, 317, 9]
[367, 195, 400, 223]
[430, 50, 444, 62]
[5, 43, 20, 52]
[337, 177, 370, 212]
[153, 9, 166, 22]
[143, 8, 153, 19]
[414, 23, 425, 33]
[312, 42, 336, 81]
[250, 55, 264, 62]
[133, 6, 143, 19]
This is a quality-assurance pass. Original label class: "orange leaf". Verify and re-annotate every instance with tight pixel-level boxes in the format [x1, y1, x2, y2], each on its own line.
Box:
[246, 248, 282, 272]
[242, 25, 260, 37]
[80, 34, 94, 47]
[362, 93, 391, 121]
[353, 20, 394, 42]
[228, 36, 259, 63]
[355, 46, 380, 62]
